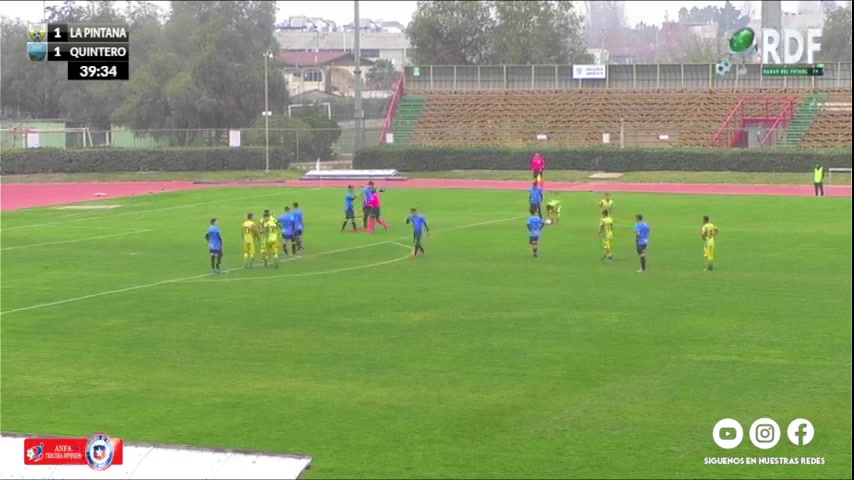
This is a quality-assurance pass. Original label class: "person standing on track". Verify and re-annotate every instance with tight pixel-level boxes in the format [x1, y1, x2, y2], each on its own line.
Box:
[814, 164, 825, 197]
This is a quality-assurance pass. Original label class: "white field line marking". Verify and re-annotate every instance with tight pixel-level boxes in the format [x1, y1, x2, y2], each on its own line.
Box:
[0, 189, 320, 232]
[178, 242, 413, 283]
[1, 229, 152, 251]
[0, 215, 523, 316]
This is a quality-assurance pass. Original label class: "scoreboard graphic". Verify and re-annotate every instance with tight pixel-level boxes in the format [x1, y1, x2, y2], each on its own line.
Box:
[28, 23, 130, 80]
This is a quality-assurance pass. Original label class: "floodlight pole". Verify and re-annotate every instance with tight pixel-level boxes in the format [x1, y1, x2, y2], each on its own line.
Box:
[353, 0, 364, 153]
[264, 50, 273, 172]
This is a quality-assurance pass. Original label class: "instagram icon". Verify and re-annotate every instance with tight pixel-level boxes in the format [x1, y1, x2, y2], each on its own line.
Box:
[749, 418, 781, 449]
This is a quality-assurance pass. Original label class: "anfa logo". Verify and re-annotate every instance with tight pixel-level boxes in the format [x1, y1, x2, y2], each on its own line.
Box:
[26, 442, 45, 462]
[85, 433, 116, 471]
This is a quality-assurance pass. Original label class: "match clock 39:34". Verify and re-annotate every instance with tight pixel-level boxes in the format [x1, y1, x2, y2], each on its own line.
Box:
[68, 62, 129, 80]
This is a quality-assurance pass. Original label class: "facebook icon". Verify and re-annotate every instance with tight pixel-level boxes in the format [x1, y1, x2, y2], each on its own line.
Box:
[787, 418, 815, 446]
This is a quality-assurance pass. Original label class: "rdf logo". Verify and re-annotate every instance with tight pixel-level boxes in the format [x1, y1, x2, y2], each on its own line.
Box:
[787, 419, 815, 446]
[712, 418, 744, 449]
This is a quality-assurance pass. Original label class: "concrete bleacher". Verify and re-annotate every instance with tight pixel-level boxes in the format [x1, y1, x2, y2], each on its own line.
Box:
[400, 89, 847, 149]
[800, 93, 852, 149]
[409, 90, 780, 148]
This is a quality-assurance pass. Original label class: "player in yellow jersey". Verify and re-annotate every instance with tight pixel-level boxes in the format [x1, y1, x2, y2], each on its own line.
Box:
[545, 193, 561, 224]
[701, 215, 719, 271]
[261, 212, 280, 268]
[241, 213, 259, 268]
[599, 209, 615, 261]
[598, 193, 614, 214]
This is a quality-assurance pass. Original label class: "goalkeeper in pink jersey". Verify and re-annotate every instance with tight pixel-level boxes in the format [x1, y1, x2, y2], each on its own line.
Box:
[367, 188, 389, 232]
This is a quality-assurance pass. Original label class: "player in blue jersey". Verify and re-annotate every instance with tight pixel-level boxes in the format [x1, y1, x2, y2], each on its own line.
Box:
[342, 186, 358, 232]
[635, 214, 651, 272]
[406, 208, 430, 257]
[278, 207, 294, 258]
[361, 182, 374, 229]
[527, 206, 545, 257]
[529, 181, 544, 218]
[292, 202, 304, 252]
[205, 218, 223, 273]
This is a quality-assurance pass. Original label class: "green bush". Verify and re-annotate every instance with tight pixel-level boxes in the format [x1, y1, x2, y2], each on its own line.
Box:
[0, 148, 290, 175]
[354, 146, 853, 173]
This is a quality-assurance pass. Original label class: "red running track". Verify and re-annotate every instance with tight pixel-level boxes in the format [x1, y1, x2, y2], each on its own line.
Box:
[1, 179, 850, 211]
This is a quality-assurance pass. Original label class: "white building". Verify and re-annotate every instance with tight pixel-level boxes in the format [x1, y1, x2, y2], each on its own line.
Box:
[275, 30, 412, 68]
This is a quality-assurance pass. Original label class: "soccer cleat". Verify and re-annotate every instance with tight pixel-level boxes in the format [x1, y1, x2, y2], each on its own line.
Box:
[637, 269, 646, 273]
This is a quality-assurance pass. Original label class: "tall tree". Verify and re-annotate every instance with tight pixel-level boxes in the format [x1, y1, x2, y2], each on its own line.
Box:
[406, 0, 494, 65]
[490, 1, 591, 64]
[668, 36, 720, 64]
[367, 59, 398, 90]
[0, 18, 66, 119]
[407, 0, 590, 65]
[678, 5, 720, 24]
[585, 0, 626, 48]
[57, 1, 128, 130]
[819, 4, 852, 62]
[117, 1, 287, 131]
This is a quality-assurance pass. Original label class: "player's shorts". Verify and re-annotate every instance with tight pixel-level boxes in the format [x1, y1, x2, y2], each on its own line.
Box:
[371, 208, 381, 218]
[636, 243, 647, 254]
[413, 231, 422, 243]
[243, 241, 255, 255]
[345, 208, 355, 219]
[530, 203, 541, 212]
[704, 243, 715, 259]
[209, 248, 222, 256]
[295, 229, 303, 237]
[529, 236, 539, 244]
[362, 206, 372, 216]
[284, 233, 294, 241]
[603, 237, 613, 250]
[265, 240, 277, 250]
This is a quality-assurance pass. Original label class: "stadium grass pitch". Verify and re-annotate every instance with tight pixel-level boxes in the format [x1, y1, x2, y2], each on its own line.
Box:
[1, 187, 851, 479]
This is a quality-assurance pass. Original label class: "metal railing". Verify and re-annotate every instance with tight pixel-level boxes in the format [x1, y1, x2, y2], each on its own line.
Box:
[404, 63, 854, 91]
[379, 73, 405, 145]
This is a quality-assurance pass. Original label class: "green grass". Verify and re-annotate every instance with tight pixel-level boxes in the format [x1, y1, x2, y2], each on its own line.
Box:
[1, 187, 851, 479]
[3, 170, 852, 185]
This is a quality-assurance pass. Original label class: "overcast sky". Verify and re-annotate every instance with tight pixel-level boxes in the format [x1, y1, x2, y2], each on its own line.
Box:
[0, 1, 827, 27]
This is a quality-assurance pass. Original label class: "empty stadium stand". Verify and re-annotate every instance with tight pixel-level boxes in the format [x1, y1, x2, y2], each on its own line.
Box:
[392, 89, 851, 149]
[799, 92, 852, 149]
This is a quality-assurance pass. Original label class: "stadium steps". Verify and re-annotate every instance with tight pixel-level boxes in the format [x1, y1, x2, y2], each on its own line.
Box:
[781, 93, 829, 147]
[392, 95, 427, 146]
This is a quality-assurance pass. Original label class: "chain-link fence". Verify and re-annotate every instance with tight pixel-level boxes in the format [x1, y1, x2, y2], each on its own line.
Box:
[0, 126, 383, 159]
[405, 63, 854, 91]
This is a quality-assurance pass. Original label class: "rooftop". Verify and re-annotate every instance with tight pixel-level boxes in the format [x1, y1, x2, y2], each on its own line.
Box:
[276, 31, 410, 51]
[277, 51, 375, 66]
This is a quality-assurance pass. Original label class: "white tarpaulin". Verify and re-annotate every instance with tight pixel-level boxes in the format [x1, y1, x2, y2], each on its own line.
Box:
[0, 434, 312, 480]
[26, 133, 40, 148]
[228, 130, 241, 147]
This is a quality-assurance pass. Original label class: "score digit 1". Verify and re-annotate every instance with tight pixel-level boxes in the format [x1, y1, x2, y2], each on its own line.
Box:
[47, 24, 68, 42]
